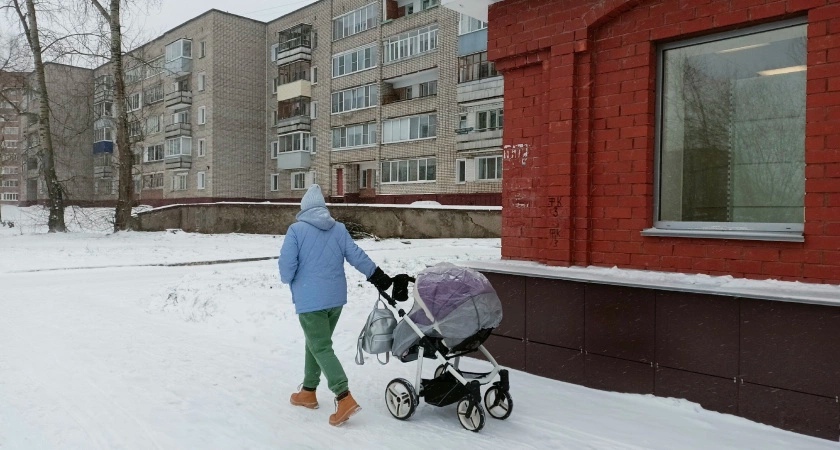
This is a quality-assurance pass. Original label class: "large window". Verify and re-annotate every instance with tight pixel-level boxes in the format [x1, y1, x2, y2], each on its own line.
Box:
[165, 137, 191, 157]
[331, 84, 378, 114]
[384, 24, 438, 63]
[458, 14, 487, 35]
[332, 123, 377, 150]
[382, 113, 436, 143]
[477, 156, 502, 180]
[278, 60, 311, 84]
[144, 84, 164, 104]
[278, 132, 311, 153]
[458, 52, 498, 83]
[144, 144, 164, 162]
[332, 44, 378, 77]
[278, 24, 313, 52]
[333, 3, 377, 40]
[381, 157, 436, 183]
[655, 19, 806, 237]
[94, 126, 113, 142]
[476, 108, 504, 131]
[278, 97, 311, 120]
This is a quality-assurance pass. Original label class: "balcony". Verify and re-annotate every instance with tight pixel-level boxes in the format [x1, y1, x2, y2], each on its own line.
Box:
[93, 165, 113, 178]
[277, 150, 311, 170]
[165, 39, 193, 77]
[165, 155, 191, 170]
[93, 141, 114, 154]
[277, 79, 311, 103]
[276, 115, 311, 135]
[165, 122, 192, 138]
[276, 24, 313, 66]
[165, 90, 192, 109]
[94, 89, 113, 104]
[455, 128, 502, 152]
[457, 76, 503, 103]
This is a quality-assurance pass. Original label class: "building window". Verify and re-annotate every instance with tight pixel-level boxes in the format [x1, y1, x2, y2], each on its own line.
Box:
[144, 84, 164, 105]
[278, 60, 311, 85]
[147, 56, 164, 77]
[1, 193, 19, 201]
[197, 171, 206, 190]
[165, 137, 192, 157]
[656, 19, 806, 235]
[278, 132, 311, 153]
[165, 39, 192, 62]
[278, 97, 311, 120]
[311, 136, 317, 153]
[197, 106, 206, 125]
[198, 73, 206, 91]
[3, 126, 20, 135]
[360, 168, 374, 188]
[144, 144, 164, 162]
[270, 140, 279, 159]
[125, 65, 145, 84]
[476, 156, 502, 180]
[129, 120, 143, 138]
[381, 157, 436, 183]
[0, 166, 19, 175]
[94, 101, 113, 118]
[198, 139, 206, 157]
[331, 84, 378, 114]
[94, 126, 113, 142]
[270, 173, 280, 191]
[458, 52, 498, 83]
[1, 179, 20, 187]
[476, 108, 503, 131]
[172, 172, 188, 191]
[292, 172, 307, 190]
[332, 123, 376, 150]
[126, 92, 141, 111]
[1, 140, 18, 148]
[456, 159, 466, 183]
[272, 77, 279, 93]
[278, 24, 313, 52]
[382, 113, 436, 143]
[143, 172, 164, 189]
[310, 101, 318, 119]
[458, 14, 487, 35]
[199, 41, 206, 58]
[333, 3, 377, 40]
[332, 44, 378, 78]
[384, 24, 438, 64]
[172, 109, 189, 125]
[311, 67, 318, 84]
[145, 115, 161, 135]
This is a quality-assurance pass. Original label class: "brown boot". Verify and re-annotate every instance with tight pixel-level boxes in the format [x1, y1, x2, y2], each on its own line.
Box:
[329, 391, 361, 426]
[290, 387, 319, 409]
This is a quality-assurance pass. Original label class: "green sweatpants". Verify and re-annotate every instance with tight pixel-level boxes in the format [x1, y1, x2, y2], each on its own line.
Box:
[298, 306, 348, 396]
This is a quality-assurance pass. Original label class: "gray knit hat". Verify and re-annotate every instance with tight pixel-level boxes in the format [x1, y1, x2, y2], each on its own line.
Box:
[300, 184, 326, 211]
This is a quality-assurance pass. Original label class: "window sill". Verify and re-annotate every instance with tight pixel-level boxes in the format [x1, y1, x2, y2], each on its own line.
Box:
[641, 228, 804, 242]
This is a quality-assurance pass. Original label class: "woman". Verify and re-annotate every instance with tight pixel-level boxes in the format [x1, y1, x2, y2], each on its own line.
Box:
[279, 184, 391, 426]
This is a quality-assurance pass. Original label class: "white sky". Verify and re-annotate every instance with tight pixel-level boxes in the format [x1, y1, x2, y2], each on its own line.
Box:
[140, 0, 321, 35]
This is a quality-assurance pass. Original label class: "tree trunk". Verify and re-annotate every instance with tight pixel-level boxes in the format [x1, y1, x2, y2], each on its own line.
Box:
[24, 0, 65, 232]
[107, 0, 133, 231]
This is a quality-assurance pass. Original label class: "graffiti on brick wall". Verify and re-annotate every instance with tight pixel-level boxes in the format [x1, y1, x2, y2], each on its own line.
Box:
[548, 196, 560, 217]
[511, 191, 530, 209]
[503, 143, 529, 166]
[549, 228, 561, 247]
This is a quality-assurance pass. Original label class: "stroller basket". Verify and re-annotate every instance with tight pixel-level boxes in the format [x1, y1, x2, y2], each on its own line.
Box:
[398, 328, 494, 363]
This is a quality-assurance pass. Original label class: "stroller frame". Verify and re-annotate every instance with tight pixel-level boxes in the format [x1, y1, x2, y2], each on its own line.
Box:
[377, 275, 512, 432]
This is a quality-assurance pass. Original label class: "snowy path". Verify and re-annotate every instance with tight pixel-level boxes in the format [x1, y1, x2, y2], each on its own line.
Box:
[0, 231, 835, 449]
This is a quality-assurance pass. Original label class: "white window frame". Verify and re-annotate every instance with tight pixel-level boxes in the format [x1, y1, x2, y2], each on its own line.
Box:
[198, 72, 206, 91]
[198, 139, 206, 157]
[476, 108, 504, 131]
[476, 155, 502, 181]
[172, 172, 188, 191]
[458, 14, 487, 35]
[332, 3, 378, 40]
[197, 171, 206, 190]
[311, 66, 318, 84]
[197, 106, 206, 125]
[331, 84, 378, 114]
[332, 44, 378, 78]
[144, 144, 164, 163]
[384, 24, 438, 64]
[331, 123, 377, 150]
[380, 157, 436, 184]
[270, 173, 280, 191]
[1, 192, 19, 201]
[382, 113, 437, 143]
[456, 159, 466, 183]
[270, 140, 279, 159]
[291, 172, 307, 190]
[127, 92, 141, 112]
[278, 132, 311, 153]
[165, 136, 192, 158]
[199, 41, 206, 58]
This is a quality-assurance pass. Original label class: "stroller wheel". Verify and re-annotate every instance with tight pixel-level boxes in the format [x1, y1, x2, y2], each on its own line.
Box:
[484, 386, 513, 420]
[385, 378, 419, 420]
[456, 397, 485, 432]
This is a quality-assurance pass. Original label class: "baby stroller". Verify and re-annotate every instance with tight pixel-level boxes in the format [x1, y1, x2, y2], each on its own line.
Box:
[376, 262, 512, 432]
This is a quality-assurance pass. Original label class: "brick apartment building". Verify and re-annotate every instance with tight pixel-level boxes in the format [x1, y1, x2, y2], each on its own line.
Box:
[0, 72, 25, 205]
[445, 0, 840, 441]
[15, 1, 504, 207]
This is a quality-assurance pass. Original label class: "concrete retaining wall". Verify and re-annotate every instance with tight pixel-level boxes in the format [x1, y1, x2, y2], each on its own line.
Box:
[133, 203, 501, 239]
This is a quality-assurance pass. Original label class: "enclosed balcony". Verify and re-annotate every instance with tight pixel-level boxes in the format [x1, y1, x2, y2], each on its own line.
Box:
[165, 39, 193, 77]
[276, 132, 312, 170]
[165, 90, 192, 109]
[275, 24, 313, 66]
[276, 97, 311, 134]
[164, 136, 192, 170]
[382, 68, 439, 104]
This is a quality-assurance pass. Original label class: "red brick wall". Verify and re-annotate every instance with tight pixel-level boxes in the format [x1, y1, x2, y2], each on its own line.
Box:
[488, 0, 840, 283]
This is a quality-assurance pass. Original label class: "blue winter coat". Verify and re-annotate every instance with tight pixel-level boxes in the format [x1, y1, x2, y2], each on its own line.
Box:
[278, 190, 376, 314]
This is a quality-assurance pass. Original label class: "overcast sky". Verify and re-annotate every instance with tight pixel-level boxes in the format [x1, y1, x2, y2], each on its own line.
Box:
[139, 0, 320, 35]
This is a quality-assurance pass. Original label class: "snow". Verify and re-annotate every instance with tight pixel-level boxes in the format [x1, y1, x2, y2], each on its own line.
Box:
[0, 205, 836, 449]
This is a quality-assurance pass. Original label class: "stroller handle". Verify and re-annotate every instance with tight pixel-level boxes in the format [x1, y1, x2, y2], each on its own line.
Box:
[378, 274, 415, 307]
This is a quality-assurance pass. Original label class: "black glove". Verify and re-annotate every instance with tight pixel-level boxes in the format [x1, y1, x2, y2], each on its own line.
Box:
[391, 274, 412, 302]
[368, 266, 392, 292]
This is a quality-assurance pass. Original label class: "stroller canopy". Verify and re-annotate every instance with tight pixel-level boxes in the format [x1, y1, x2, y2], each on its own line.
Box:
[391, 263, 502, 358]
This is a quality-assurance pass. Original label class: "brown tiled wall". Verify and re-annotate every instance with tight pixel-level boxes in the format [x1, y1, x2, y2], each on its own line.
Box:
[480, 271, 840, 441]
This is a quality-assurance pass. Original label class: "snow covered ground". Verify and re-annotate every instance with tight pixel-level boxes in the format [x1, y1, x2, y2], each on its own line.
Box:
[0, 205, 836, 449]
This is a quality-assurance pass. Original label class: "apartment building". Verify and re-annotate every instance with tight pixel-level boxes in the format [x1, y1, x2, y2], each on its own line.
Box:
[16, 1, 502, 207]
[0, 72, 25, 205]
[18, 64, 94, 204]
[265, 0, 504, 205]
[91, 11, 267, 204]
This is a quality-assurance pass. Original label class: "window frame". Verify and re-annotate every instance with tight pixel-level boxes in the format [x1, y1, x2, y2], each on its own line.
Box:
[476, 155, 502, 181]
[291, 172, 307, 190]
[649, 17, 807, 241]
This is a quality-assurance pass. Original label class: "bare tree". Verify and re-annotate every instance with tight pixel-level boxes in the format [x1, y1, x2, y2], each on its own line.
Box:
[6, 0, 65, 231]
